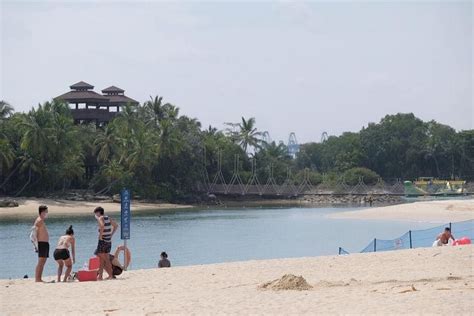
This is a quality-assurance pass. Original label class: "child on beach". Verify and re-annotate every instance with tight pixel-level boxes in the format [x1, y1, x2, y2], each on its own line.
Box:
[158, 251, 171, 268]
[53, 225, 76, 282]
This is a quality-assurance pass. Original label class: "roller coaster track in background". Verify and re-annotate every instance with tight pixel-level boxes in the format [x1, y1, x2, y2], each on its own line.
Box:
[197, 150, 474, 196]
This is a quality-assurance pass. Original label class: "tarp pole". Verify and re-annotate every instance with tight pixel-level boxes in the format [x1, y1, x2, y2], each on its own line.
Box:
[409, 230, 412, 249]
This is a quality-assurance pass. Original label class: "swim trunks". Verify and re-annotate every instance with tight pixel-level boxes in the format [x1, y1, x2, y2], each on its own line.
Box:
[53, 248, 70, 260]
[96, 239, 111, 254]
[38, 241, 49, 258]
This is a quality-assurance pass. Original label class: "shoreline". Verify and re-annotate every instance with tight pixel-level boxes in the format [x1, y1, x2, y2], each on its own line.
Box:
[0, 198, 194, 218]
[2, 196, 473, 223]
[1, 245, 472, 314]
[0, 195, 399, 219]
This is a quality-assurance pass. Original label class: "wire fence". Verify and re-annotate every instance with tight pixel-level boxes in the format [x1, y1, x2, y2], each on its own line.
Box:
[338, 219, 474, 255]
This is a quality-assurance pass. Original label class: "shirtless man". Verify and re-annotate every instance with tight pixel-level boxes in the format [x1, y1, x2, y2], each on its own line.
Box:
[433, 227, 455, 247]
[34, 205, 49, 282]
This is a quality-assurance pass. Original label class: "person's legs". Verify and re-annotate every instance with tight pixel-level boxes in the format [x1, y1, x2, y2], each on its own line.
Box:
[97, 253, 105, 280]
[103, 254, 113, 279]
[63, 258, 72, 282]
[35, 257, 47, 282]
[56, 260, 64, 282]
[97, 253, 113, 280]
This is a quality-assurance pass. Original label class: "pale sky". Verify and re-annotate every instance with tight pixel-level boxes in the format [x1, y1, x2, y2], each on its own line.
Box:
[1, 1, 472, 143]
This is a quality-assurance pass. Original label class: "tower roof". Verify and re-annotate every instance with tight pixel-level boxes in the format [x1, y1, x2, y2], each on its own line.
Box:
[102, 86, 125, 94]
[69, 81, 94, 90]
[55, 91, 109, 103]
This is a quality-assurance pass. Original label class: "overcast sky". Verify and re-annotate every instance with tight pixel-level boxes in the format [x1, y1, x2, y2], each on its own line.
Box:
[1, 1, 472, 143]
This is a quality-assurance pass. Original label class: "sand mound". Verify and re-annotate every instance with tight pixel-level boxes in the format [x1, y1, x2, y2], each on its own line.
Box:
[259, 274, 313, 291]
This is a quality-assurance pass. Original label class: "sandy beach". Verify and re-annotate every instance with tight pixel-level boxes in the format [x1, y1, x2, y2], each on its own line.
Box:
[0, 198, 192, 218]
[1, 245, 472, 315]
[330, 198, 474, 223]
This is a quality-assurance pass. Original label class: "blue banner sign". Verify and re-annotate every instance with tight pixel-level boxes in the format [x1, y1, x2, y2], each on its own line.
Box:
[120, 189, 131, 240]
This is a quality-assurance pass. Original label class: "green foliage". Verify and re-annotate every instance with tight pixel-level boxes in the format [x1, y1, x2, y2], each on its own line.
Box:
[225, 117, 264, 153]
[1, 94, 473, 200]
[293, 170, 323, 185]
[343, 167, 380, 185]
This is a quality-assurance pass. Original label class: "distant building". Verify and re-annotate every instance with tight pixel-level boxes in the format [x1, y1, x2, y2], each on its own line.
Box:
[55, 81, 139, 125]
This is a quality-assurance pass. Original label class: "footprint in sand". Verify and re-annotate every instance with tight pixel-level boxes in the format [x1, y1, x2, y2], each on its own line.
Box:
[398, 285, 417, 293]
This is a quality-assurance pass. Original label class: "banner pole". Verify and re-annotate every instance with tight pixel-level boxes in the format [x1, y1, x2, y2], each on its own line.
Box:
[124, 240, 128, 271]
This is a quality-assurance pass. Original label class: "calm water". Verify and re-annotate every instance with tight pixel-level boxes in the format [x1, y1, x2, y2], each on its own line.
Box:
[0, 206, 435, 279]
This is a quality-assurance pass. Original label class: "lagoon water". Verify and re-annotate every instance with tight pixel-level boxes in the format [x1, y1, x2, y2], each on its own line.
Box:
[0, 206, 435, 279]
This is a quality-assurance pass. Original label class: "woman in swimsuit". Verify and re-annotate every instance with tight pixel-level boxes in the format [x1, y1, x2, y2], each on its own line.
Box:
[53, 225, 76, 282]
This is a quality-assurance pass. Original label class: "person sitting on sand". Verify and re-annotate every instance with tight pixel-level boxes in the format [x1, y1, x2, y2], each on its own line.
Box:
[158, 251, 171, 268]
[432, 227, 455, 247]
[109, 245, 131, 277]
[94, 206, 118, 280]
[53, 225, 76, 282]
[33, 205, 49, 282]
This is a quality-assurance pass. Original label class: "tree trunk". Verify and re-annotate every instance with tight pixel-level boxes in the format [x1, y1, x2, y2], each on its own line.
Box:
[15, 167, 32, 196]
[0, 163, 21, 189]
[432, 155, 441, 177]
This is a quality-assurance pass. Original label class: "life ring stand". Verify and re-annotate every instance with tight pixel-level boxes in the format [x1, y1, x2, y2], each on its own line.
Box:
[116, 245, 132, 270]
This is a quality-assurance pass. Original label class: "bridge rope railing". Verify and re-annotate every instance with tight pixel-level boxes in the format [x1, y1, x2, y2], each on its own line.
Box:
[338, 219, 474, 255]
[199, 150, 474, 196]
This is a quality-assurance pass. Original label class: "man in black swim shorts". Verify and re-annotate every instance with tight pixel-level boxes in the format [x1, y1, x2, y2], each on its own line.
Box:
[38, 241, 50, 258]
[34, 205, 49, 282]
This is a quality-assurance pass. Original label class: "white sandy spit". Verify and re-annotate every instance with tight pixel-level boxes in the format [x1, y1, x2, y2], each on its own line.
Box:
[1, 245, 473, 315]
[329, 198, 474, 223]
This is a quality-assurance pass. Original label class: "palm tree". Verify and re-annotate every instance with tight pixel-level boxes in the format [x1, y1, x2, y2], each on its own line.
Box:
[18, 108, 52, 158]
[262, 141, 289, 160]
[122, 128, 158, 172]
[15, 154, 42, 196]
[205, 125, 218, 136]
[142, 96, 179, 128]
[0, 139, 15, 175]
[157, 119, 181, 158]
[58, 154, 85, 191]
[114, 103, 137, 136]
[0, 101, 14, 121]
[143, 96, 166, 128]
[226, 117, 263, 154]
[94, 125, 117, 163]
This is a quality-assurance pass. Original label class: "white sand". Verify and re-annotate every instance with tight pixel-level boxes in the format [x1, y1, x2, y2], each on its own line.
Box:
[1, 245, 473, 315]
[330, 198, 474, 223]
[0, 198, 192, 218]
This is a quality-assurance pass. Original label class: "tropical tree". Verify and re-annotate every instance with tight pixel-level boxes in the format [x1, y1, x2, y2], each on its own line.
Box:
[225, 117, 263, 154]
[0, 139, 15, 175]
[0, 101, 14, 121]
[94, 124, 118, 163]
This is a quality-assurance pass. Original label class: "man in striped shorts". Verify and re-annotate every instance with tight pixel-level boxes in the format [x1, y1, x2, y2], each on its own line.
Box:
[94, 206, 118, 280]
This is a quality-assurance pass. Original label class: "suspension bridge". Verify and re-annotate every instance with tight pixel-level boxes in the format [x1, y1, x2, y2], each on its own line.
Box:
[197, 152, 474, 197]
